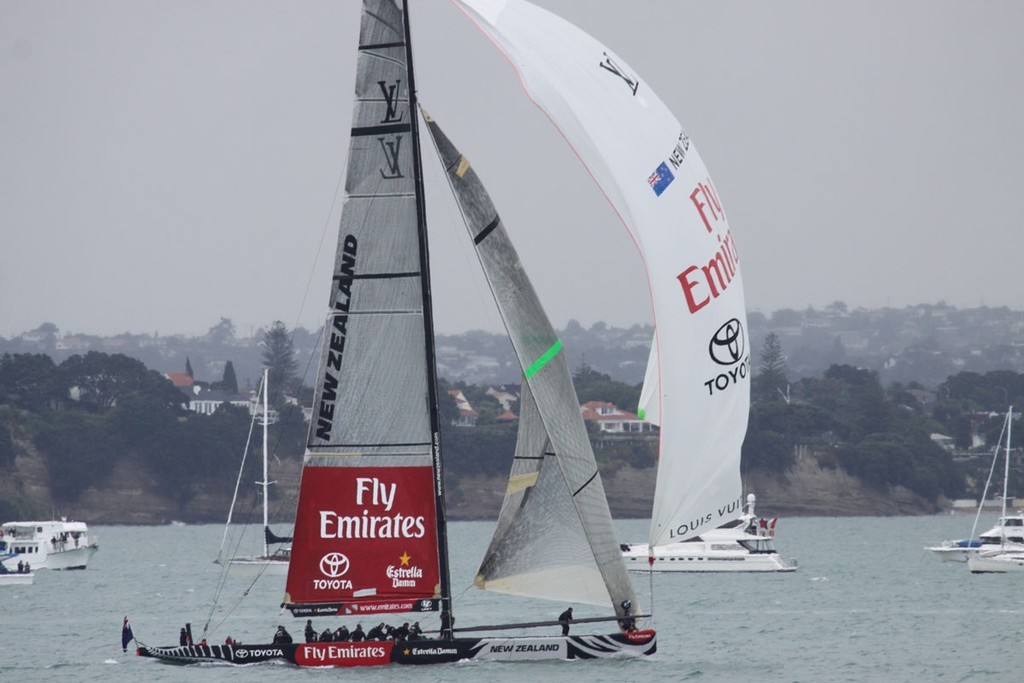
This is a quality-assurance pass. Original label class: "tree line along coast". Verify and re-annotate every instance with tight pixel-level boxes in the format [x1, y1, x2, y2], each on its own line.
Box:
[2, 306, 1022, 522]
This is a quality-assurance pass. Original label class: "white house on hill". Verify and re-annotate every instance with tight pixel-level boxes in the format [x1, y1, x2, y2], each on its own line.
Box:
[580, 400, 650, 434]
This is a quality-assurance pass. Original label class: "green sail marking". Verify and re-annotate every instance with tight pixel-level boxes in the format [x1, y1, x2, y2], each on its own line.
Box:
[524, 339, 563, 379]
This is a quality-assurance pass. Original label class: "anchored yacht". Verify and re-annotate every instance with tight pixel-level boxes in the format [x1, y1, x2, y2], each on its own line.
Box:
[622, 494, 796, 572]
[0, 519, 98, 570]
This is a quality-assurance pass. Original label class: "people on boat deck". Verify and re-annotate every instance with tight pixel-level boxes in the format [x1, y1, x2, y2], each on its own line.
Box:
[440, 610, 454, 639]
[224, 636, 234, 646]
[618, 599, 637, 632]
[558, 607, 573, 636]
[179, 627, 191, 646]
[287, 620, 433, 644]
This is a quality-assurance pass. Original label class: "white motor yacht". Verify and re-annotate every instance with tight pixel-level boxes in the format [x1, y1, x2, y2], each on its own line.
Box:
[0, 519, 98, 570]
[926, 514, 1024, 563]
[622, 494, 797, 572]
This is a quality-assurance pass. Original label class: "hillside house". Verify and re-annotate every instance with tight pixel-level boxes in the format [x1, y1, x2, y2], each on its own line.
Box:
[448, 389, 478, 427]
[579, 401, 650, 434]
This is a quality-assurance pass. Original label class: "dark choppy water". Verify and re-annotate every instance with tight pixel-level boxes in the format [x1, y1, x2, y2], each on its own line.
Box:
[1, 515, 1019, 682]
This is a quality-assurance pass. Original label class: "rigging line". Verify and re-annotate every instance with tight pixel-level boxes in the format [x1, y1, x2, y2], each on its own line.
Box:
[205, 391, 265, 636]
[287, 145, 346, 348]
[970, 410, 1009, 542]
[216, 376, 263, 560]
[263, 322, 326, 533]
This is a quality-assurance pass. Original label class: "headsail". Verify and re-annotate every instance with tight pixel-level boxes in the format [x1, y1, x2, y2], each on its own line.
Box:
[423, 114, 637, 613]
[454, 0, 751, 546]
[283, 0, 449, 617]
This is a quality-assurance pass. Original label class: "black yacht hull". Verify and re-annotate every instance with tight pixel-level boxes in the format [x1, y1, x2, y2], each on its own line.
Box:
[137, 630, 656, 666]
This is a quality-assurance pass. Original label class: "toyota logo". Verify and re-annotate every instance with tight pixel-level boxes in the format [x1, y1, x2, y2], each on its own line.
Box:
[319, 552, 350, 578]
[709, 318, 745, 366]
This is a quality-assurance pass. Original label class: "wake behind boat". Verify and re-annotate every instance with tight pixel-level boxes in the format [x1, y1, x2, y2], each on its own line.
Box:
[622, 494, 796, 572]
[137, 0, 662, 667]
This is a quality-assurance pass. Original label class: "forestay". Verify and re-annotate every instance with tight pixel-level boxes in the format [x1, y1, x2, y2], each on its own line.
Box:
[454, 0, 751, 545]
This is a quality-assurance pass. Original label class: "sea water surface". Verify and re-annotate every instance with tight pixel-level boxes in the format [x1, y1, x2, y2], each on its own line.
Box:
[0, 515, 1019, 682]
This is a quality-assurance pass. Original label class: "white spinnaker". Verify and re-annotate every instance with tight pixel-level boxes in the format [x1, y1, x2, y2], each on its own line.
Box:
[454, 0, 751, 546]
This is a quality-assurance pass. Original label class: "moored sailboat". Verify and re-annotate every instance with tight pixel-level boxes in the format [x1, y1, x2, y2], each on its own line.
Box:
[928, 409, 1024, 565]
[136, 0, 656, 667]
[216, 368, 292, 576]
[966, 408, 1024, 574]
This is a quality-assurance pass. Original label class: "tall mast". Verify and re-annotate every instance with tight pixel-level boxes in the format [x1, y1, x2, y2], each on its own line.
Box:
[1002, 407, 1012, 547]
[261, 367, 270, 559]
[402, 0, 453, 627]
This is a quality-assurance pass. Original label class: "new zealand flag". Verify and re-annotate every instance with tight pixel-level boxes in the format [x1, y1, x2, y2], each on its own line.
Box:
[121, 616, 134, 652]
[648, 161, 675, 196]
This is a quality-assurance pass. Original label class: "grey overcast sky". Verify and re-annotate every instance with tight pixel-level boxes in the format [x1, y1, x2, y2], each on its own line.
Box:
[2, 1, 1022, 338]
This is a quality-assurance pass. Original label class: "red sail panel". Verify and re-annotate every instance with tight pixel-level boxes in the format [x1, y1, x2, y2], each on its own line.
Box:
[284, 465, 441, 615]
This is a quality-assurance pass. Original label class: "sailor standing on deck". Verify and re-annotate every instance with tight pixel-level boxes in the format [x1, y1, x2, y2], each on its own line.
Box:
[558, 607, 573, 636]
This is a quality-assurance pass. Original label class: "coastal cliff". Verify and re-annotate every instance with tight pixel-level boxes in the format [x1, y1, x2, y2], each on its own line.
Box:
[0, 443, 940, 524]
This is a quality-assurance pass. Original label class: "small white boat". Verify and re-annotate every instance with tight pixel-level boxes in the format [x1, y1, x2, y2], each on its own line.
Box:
[926, 514, 1024, 563]
[0, 553, 34, 585]
[622, 494, 796, 572]
[0, 519, 98, 570]
[968, 548, 1024, 573]
[938, 408, 1024, 574]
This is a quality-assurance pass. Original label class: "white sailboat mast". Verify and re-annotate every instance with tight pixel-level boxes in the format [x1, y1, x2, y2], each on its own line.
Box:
[260, 368, 270, 558]
[1002, 406, 1012, 547]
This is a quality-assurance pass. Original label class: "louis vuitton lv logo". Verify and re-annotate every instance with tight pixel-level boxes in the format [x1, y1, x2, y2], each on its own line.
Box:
[598, 52, 639, 96]
[378, 135, 404, 179]
[378, 80, 405, 123]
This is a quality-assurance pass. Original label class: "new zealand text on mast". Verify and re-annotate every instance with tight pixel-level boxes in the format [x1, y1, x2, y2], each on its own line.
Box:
[315, 234, 358, 440]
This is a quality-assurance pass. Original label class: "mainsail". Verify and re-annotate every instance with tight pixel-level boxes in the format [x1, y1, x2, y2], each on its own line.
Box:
[455, 0, 751, 547]
[283, 0, 449, 617]
[423, 114, 636, 612]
